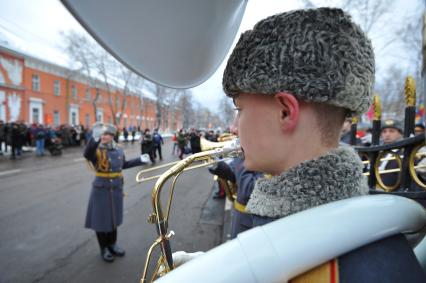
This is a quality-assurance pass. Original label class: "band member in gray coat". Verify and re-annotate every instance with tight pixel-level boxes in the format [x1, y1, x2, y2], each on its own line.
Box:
[84, 123, 149, 262]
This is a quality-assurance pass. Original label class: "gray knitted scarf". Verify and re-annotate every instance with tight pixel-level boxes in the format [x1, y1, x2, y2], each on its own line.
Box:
[246, 146, 368, 218]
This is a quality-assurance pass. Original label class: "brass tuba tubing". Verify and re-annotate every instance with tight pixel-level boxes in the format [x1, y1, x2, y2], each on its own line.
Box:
[136, 161, 181, 182]
[363, 164, 426, 176]
[136, 137, 238, 183]
[137, 158, 231, 182]
[140, 139, 241, 282]
[361, 152, 426, 164]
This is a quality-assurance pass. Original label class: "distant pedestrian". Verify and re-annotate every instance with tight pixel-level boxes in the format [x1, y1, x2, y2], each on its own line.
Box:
[9, 122, 21, 159]
[35, 124, 46, 156]
[189, 128, 201, 154]
[177, 129, 187, 160]
[123, 127, 129, 142]
[152, 129, 164, 161]
[0, 120, 5, 155]
[171, 133, 178, 155]
[141, 128, 155, 163]
[130, 125, 136, 144]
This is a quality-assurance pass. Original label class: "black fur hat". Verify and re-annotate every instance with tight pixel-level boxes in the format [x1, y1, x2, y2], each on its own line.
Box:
[223, 8, 375, 115]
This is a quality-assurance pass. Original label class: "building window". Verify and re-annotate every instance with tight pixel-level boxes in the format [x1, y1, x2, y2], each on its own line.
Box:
[54, 111, 60, 126]
[71, 112, 77, 125]
[54, 80, 60, 96]
[96, 109, 103, 122]
[32, 74, 40, 91]
[71, 85, 77, 98]
[32, 108, 40, 123]
[85, 113, 90, 127]
[95, 88, 101, 102]
[85, 88, 91, 100]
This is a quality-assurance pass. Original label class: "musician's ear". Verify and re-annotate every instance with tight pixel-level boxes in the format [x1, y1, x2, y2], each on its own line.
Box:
[275, 92, 299, 132]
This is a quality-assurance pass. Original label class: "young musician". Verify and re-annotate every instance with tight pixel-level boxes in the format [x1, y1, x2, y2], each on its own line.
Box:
[221, 7, 424, 281]
[174, 7, 425, 281]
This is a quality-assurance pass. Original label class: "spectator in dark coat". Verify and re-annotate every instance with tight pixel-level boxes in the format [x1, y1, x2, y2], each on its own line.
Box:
[35, 124, 46, 156]
[177, 129, 187, 160]
[0, 120, 5, 154]
[9, 122, 21, 159]
[189, 128, 201, 154]
[141, 128, 155, 163]
[152, 128, 164, 160]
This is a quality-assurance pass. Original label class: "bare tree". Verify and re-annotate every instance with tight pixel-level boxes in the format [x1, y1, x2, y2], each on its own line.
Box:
[179, 90, 194, 129]
[375, 66, 410, 119]
[164, 89, 182, 132]
[298, 0, 424, 117]
[62, 31, 100, 122]
[147, 84, 174, 129]
[397, 2, 424, 101]
[128, 77, 146, 129]
[219, 96, 235, 127]
[62, 31, 140, 128]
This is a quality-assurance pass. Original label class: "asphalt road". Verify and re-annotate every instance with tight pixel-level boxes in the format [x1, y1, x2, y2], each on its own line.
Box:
[0, 140, 225, 283]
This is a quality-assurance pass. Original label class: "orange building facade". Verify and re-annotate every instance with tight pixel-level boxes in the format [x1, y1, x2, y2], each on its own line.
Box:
[0, 46, 182, 132]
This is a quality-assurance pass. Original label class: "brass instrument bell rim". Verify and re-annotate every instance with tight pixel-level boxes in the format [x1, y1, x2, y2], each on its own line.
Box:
[136, 161, 184, 183]
[408, 141, 426, 190]
[374, 150, 403, 192]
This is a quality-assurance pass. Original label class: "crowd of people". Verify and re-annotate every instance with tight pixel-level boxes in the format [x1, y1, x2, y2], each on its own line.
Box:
[340, 118, 426, 191]
[339, 118, 425, 147]
[0, 120, 88, 159]
[0, 118, 233, 163]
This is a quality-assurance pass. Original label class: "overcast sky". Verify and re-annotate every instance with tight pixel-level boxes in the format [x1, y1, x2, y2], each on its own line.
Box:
[0, 0, 423, 112]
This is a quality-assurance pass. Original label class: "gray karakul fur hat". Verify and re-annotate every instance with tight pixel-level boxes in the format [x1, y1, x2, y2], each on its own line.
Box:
[223, 8, 375, 115]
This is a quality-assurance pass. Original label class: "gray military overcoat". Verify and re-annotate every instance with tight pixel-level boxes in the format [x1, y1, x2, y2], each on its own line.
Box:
[84, 138, 144, 232]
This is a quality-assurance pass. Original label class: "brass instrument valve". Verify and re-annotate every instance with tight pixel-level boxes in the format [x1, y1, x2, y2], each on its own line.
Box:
[165, 231, 175, 240]
[148, 212, 157, 224]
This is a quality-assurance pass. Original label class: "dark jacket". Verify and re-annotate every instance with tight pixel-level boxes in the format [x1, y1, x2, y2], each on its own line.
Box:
[0, 123, 5, 140]
[177, 133, 187, 148]
[189, 132, 201, 153]
[229, 158, 263, 238]
[84, 138, 144, 232]
[153, 132, 163, 145]
[252, 213, 425, 282]
[141, 133, 154, 153]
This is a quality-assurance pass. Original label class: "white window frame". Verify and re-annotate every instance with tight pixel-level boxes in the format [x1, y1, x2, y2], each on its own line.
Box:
[85, 113, 90, 127]
[71, 85, 77, 98]
[54, 80, 60, 96]
[29, 98, 43, 124]
[53, 110, 60, 126]
[32, 74, 40, 92]
[69, 104, 79, 126]
[96, 108, 103, 123]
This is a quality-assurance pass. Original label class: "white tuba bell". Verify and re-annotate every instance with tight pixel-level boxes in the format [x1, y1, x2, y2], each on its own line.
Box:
[60, 0, 247, 88]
